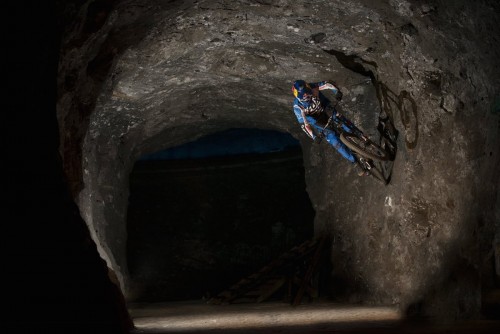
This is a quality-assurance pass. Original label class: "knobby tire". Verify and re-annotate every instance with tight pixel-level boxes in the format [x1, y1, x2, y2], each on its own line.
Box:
[340, 133, 389, 161]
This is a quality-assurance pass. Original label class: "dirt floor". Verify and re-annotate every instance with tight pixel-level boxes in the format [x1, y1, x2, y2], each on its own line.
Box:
[128, 300, 500, 334]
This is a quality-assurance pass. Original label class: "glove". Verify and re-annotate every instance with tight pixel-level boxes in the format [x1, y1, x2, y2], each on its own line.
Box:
[301, 124, 314, 139]
[324, 80, 337, 90]
[336, 90, 343, 101]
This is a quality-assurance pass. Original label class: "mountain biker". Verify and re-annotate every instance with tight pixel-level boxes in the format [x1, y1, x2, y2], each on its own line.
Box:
[291, 79, 369, 175]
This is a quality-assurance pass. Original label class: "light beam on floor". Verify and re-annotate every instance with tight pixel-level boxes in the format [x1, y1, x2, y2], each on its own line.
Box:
[130, 302, 401, 332]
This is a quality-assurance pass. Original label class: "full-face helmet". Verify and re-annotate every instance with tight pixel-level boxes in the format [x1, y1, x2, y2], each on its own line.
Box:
[292, 80, 312, 101]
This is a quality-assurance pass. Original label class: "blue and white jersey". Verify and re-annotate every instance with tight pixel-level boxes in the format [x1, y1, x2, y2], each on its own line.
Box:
[293, 81, 338, 124]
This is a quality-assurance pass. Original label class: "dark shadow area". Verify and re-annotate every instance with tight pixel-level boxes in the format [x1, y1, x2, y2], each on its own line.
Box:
[139, 128, 301, 160]
[127, 129, 315, 302]
[5, 2, 133, 333]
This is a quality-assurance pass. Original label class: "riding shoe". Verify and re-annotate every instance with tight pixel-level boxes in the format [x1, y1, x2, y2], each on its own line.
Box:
[357, 166, 370, 177]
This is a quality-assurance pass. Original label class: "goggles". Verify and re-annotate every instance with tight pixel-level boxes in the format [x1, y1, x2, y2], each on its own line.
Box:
[292, 82, 312, 100]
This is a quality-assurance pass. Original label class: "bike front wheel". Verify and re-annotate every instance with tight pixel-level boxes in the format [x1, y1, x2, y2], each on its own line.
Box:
[341, 133, 389, 161]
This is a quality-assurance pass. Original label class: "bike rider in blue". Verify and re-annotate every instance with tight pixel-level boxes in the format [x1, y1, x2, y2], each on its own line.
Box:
[292, 80, 357, 163]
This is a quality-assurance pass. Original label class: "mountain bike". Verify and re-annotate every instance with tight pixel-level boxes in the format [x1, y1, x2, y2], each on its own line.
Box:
[319, 109, 393, 183]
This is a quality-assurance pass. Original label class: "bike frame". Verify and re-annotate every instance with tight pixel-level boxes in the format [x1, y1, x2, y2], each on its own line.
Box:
[321, 108, 367, 141]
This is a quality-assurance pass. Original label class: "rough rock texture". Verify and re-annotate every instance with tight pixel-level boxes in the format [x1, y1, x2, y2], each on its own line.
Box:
[57, 0, 500, 320]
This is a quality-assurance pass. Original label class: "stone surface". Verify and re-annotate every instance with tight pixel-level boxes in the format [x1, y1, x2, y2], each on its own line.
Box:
[57, 0, 500, 321]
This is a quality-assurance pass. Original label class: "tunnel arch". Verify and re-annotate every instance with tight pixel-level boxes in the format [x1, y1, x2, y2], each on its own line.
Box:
[78, 115, 317, 298]
[76, 44, 388, 302]
[64, 1, 384, 298]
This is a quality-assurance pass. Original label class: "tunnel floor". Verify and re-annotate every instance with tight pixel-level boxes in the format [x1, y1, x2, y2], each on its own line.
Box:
[128, 300, 500, 334]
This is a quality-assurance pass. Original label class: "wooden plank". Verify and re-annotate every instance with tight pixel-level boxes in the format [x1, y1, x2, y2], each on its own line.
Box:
[292, 237, 326, 306]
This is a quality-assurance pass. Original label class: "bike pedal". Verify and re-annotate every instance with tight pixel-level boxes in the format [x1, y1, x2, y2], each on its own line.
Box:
[355, 158, 371, 176]
[358, 157, 372, 169]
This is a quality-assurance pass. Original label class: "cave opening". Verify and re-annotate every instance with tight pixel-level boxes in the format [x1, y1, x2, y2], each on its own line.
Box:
[126, 128, 316, 303]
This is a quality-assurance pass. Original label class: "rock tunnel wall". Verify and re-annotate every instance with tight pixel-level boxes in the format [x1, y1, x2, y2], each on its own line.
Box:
[57, 0, 499, 318]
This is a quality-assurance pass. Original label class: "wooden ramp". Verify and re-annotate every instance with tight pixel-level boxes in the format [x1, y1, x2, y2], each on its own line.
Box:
[208, 237, 327, 306]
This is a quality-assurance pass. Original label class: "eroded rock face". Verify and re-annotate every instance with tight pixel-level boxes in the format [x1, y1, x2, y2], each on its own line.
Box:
[57, 0, 499, 319]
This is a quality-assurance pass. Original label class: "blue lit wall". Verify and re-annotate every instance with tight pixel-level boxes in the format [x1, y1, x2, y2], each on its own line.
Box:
[140, 128, 300, 161]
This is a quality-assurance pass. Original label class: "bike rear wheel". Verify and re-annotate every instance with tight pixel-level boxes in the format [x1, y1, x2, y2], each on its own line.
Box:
[341, 133, 389, 161]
